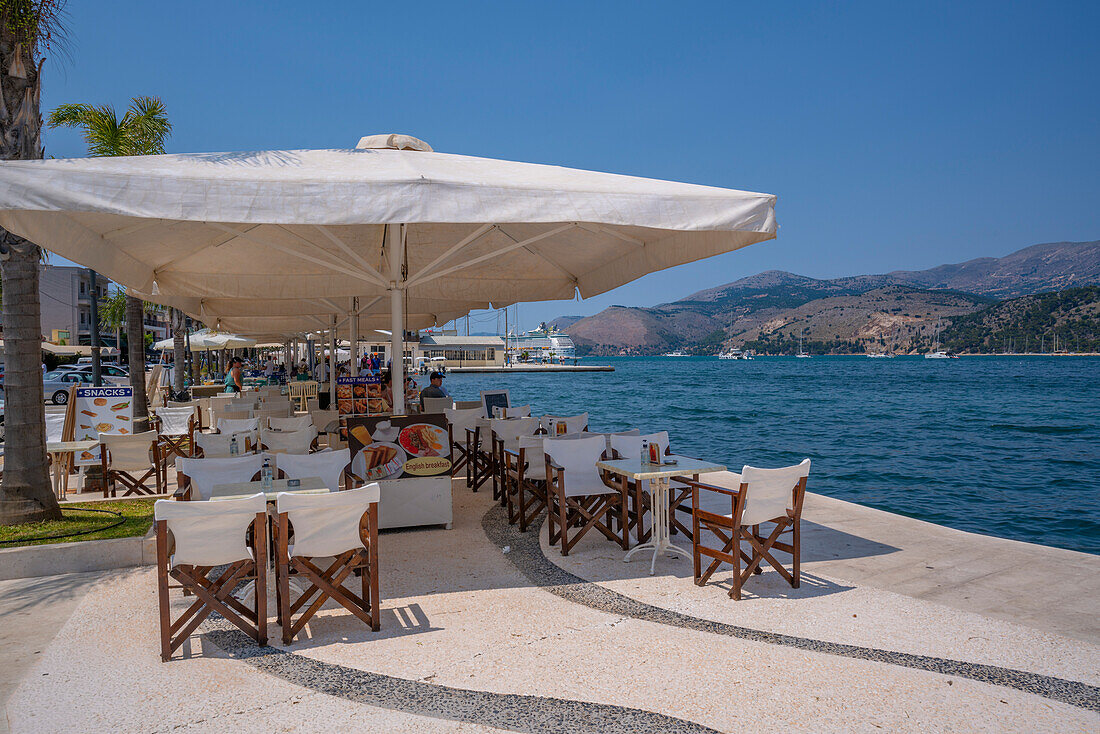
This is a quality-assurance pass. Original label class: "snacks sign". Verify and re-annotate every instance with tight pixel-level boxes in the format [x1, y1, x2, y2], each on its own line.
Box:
[336, 375, 386, 416]
[346, 413, 451, 481]
[73, 386, 134, 466]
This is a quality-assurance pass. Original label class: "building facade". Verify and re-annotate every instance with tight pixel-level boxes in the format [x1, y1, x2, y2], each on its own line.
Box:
[38, 264, 110, 345]
[419, 335, 505, 367]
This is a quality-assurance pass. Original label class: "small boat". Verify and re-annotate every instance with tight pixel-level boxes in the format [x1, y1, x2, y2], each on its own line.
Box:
[796, 329, 811, 358]
[661, 350, 691, 357]
[867, 352, 894, 359]
[924, 351, 950, 359]
[718, 348, 753, 360]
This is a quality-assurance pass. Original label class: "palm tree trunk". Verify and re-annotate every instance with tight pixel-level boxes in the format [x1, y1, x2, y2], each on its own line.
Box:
[126, 295, 149, 432]
[0, 231, 60, 522]
[172, 308, 185, 394]
[1, 16, 59, 523]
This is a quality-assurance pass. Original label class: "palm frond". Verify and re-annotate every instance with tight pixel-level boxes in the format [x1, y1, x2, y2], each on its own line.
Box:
[121, 96, 172, 155]
[47, 102, 128, 156]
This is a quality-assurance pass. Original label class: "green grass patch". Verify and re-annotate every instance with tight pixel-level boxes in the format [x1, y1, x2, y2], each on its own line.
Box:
[0, 499, 156, 548]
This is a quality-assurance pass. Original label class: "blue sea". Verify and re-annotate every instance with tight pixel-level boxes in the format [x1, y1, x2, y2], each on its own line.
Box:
[441, 356, 1100, 555]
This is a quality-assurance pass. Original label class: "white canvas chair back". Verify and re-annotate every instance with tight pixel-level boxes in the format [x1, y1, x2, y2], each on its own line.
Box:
[454, 399, 480, 410]
[422, 396, 453, 414]
[445, 407, 481, 438]
[269, 415, 314, 432]
[276, 448, 351, 492]
[218, 417, 260, 435]
[45, 411, 66, 444]
[155, 492, 266, 566]
[254, 408, 291, 427]
[230, 396, 258, 410]
[260, 426, 317, 454]
[193, 430, 254, 459]
[610, 431, 670, 461]
[209, 394, 234, 412]
[101, 431, 157, 471]
[260, 399, 294, 415]
[517, 434, 546, 463]
[305, 396, 320, 413]
[490, 417, 539, 449]
[309, 409, 339, 433]
[540, 412, 589, 435]
[544, 435, 608, 497]
[219, 409, 252, 422]
[155, 406, 194, 437]
[167, 400, 200, 418]
[739, 459, 811, 526]
[493, 404, 530, 418]
[276, 483, 380, 557]
[176, 454, 265, 500]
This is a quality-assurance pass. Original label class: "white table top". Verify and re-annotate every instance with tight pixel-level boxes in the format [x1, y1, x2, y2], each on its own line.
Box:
[597, 455, 726, 481]
[47, 440, 99, 454]
[210, 476, 328, 501]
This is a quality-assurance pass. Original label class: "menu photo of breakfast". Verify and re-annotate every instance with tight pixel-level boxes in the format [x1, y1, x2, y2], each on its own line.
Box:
[345, 414, 452, 481]
[72, 386, 134, 465]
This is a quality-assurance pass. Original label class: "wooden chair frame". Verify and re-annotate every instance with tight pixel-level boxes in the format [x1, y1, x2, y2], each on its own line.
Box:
[155, 513, 268, 661]
[465, 426, 495, 492]
[101, 438, 164, 498]
[154, 413, 197, 488]
[273, 505, 380, 645]
[502, 445, 547, 531]
[687, 475, 808, 600]
[447, 423, 471, 479]
[544, 455, 628, 556]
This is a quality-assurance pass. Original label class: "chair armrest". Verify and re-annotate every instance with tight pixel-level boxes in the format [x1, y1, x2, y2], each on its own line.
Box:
[678, 477, 741, 497]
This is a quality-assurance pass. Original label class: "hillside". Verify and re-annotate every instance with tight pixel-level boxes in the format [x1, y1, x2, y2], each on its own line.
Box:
[562, 240, 1100, 355]
[940, 286, 1100, 354]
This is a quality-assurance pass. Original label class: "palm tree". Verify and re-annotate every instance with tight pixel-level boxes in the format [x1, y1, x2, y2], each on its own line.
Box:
[0, 1, 69, 524]
[48, 96, 172, 431]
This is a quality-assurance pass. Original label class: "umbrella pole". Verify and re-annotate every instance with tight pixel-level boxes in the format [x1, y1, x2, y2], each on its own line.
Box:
[388, 224, 406, 415]
[329, 315, 337, 408]
[350, 297, 359, 377]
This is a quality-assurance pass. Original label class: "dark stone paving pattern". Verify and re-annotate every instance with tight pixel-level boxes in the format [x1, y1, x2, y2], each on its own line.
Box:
[483, 505, 1100, 713]
[203, 625, 719, 733]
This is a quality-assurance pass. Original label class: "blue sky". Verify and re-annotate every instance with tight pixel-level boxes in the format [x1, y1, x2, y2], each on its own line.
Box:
[41, 0, 1100, 332]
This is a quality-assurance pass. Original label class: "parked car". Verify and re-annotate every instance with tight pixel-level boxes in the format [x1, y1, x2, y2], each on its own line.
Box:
[43, 370, 93, 405]
[65, 364, 130, 386]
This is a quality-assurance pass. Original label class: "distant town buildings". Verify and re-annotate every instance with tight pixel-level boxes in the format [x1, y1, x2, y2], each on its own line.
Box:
[37, 264, 169, 346]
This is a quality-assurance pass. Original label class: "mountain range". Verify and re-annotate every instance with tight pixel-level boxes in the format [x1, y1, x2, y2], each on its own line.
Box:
[552, 240, 1100, 355]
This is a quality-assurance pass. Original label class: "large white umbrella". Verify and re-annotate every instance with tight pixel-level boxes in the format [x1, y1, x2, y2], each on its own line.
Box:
[0, 133, 777, 412]
[153, 328, 255, 352]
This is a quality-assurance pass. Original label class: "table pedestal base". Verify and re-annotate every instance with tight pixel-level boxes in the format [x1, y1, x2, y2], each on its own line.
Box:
[623, 476, 691, 575]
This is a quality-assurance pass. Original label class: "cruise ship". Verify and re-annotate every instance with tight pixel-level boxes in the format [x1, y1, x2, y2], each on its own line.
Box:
[506, 323, 577, 361]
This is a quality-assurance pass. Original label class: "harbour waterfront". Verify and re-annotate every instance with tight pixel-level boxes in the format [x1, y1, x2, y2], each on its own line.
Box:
[443, 355, 1100, 555]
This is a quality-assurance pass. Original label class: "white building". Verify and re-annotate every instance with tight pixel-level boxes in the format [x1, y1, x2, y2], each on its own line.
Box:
[419, 335, 505, 367]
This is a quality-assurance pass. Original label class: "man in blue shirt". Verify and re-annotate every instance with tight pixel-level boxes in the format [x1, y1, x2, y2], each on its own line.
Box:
[418, 371, 449, 410]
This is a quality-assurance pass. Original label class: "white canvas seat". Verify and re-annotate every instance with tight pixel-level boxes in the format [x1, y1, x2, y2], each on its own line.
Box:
[268, 414, 314, 432]
[193, 430, 255, 459]
[690, 460, 811, 600]
[274, 483, 381, 643]
[275, 448, 352, 492]
[543, 434, 627, 555]
[260, 425, 317, 455]
[218, 408, 252, 422]
[100, 431, 162, 497]
[175, 454, 265, 500]
[154, 492, 268, 660]
[492, 404, 530, 418]
[153, 406, 198, 477]
[254, 407, 292, 426]
[539, 412, 589, 436]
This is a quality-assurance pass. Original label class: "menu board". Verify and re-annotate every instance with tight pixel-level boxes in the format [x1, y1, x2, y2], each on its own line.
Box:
[72, 385, 134, 466]
[345, 413, 451, 482]
[336, 375, 385, 415]
[480, 389, 510, 419]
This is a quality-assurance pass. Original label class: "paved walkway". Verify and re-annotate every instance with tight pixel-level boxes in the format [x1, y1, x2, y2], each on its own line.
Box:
[2, 481, 1097, 732]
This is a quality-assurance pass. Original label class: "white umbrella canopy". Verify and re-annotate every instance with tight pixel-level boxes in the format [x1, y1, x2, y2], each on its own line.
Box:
[0, 134, 777, 411]
[153, 328, 255, 352]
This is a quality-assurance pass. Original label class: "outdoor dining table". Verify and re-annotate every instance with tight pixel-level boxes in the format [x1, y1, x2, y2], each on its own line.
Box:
[597, 455, 726, 575]
[46, 440, 99, 500]
[210, 476, 329, 502]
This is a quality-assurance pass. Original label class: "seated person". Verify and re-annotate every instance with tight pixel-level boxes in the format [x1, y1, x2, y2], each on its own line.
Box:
[419, 371, 449, 410]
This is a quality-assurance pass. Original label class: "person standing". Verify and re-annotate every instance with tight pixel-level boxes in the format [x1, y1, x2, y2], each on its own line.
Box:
[224, 357, 243, 393]
[263, 356, 275, 379]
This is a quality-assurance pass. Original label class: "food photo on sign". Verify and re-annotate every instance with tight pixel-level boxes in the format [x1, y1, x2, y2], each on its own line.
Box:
[336, 374, 385, 415]
[72, 386, 134, 465]
[345, 414, 451, 482]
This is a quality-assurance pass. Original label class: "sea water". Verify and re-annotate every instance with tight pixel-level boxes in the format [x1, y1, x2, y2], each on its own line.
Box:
[441, 356, 1100, 555]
